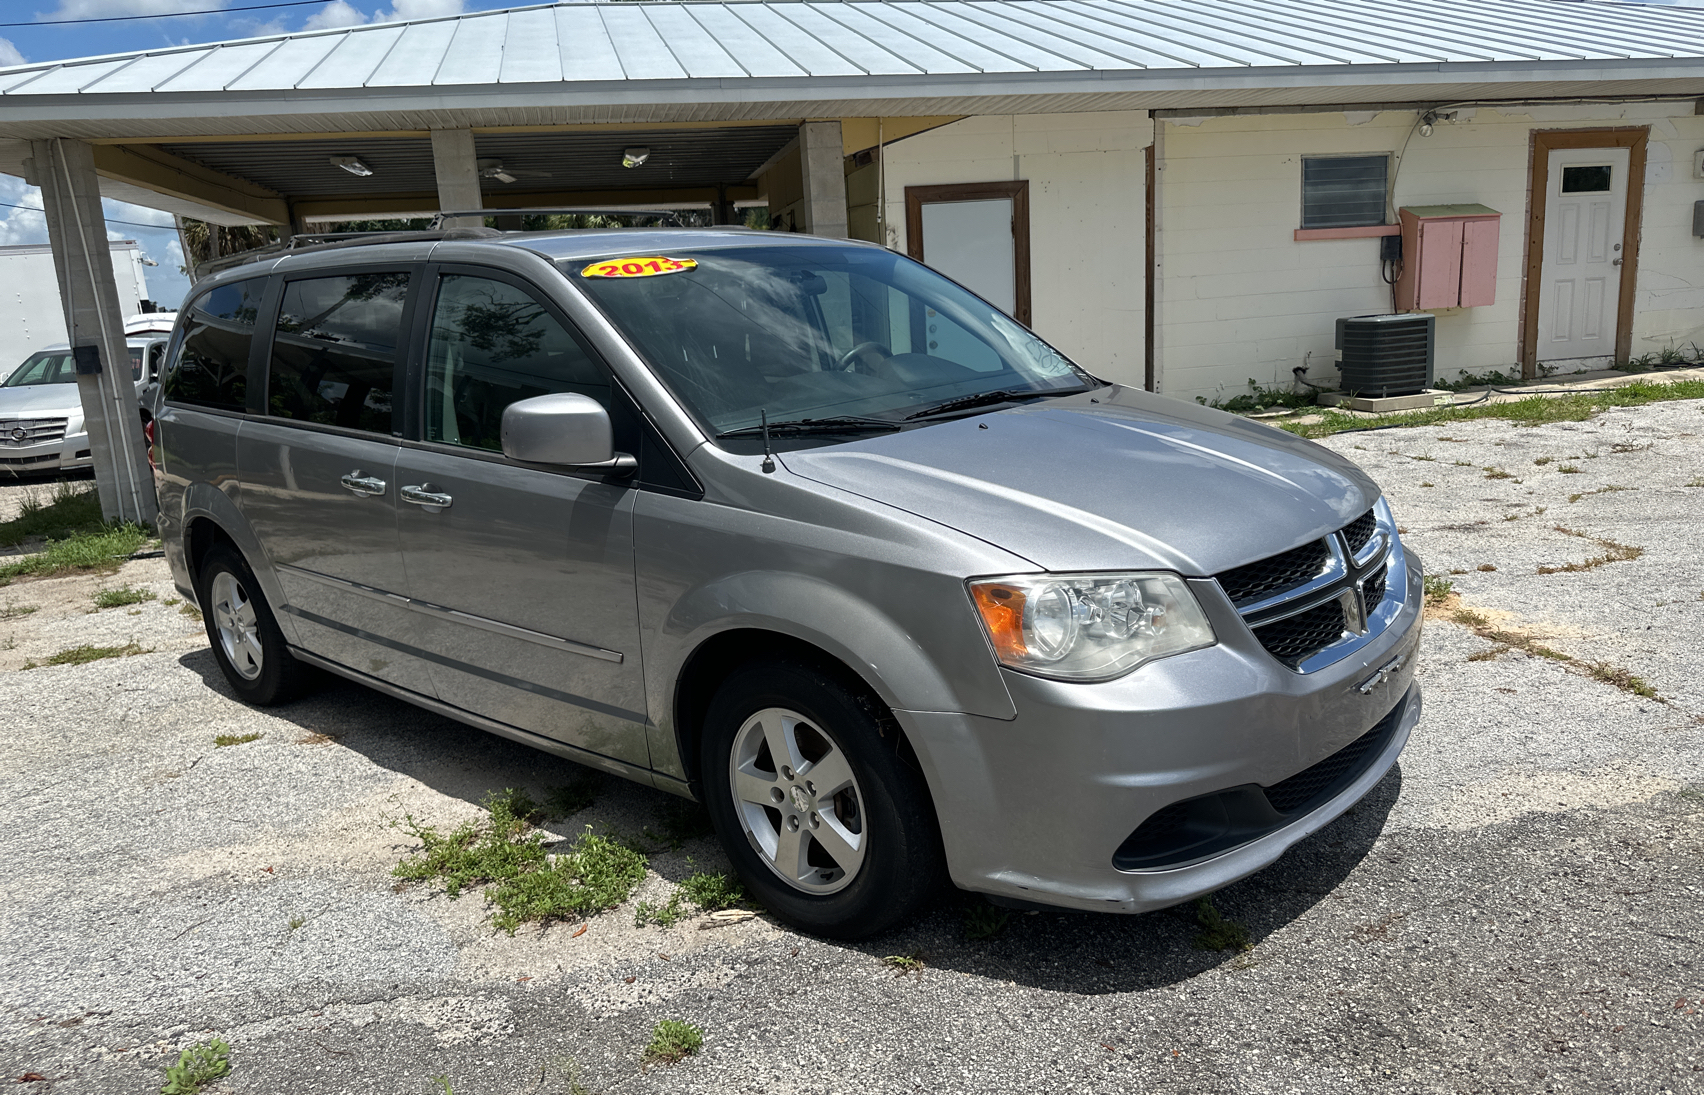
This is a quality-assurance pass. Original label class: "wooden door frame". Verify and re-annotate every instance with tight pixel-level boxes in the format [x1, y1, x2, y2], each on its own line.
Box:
[904, 180, 1031, 326]
[1520, 127, 1648, 378]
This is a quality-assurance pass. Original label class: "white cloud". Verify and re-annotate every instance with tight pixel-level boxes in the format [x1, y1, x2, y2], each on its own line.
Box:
[303, 1, 366, 31]
[48, 0, 228, 16]
[0, 37, 25, 67]
[304, 0, 466, 30]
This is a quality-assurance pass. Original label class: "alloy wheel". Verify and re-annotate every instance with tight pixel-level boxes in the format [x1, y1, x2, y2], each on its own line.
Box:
[210, 570, 263, 681]
[728, 707, 867, 895]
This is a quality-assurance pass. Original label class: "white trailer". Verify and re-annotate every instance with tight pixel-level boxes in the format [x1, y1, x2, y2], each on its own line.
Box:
[1, 239, 153, 379]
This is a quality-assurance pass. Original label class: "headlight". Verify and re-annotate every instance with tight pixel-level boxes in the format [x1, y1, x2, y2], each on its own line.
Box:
[968, 572, 1216, 681]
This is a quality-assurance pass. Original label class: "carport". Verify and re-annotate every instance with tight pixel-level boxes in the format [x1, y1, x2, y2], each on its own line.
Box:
[4, 0, 1703, 521]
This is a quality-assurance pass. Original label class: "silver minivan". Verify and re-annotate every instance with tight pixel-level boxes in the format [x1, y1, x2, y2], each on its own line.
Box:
[153, 228, 1421, 938]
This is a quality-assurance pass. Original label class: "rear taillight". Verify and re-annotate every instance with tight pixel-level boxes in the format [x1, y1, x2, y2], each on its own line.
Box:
[143, 419, 156, 472]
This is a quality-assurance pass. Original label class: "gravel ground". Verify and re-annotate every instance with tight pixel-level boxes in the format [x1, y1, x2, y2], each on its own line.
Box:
[1, 400, 1701, 1095]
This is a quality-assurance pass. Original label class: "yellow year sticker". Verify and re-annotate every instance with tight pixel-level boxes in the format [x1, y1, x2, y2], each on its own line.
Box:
[580, 255, 697, 279]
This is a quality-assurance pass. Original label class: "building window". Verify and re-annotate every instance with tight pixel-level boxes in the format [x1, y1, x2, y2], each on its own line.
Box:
[1300, 155, 1389, 229]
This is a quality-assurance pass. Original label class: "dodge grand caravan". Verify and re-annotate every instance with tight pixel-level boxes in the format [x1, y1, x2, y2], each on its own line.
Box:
[152, 228, 1421, 938]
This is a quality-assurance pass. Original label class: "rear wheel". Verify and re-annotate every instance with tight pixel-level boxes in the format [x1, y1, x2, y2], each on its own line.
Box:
[701, 659, 943, 939]
[196, 543, 303, 706]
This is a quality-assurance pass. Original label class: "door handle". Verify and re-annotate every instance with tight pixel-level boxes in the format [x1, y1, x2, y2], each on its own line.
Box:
[400, 484, 453, 508]
[340, 471, 386, 496]
[1611, 258, 1623, 266]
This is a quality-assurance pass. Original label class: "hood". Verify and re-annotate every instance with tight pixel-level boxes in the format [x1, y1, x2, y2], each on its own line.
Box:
[780, 386, 1378, 576]
[0, 385, 83, 417]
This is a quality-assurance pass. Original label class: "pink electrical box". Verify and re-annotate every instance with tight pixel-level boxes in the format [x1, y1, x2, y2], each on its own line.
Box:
[1395, 204, 1500, 310]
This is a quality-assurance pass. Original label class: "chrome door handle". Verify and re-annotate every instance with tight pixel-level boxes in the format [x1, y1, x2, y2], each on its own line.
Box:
[340, 471, 386, 496]
[400, 484, 453, 508]
[1611, 258, 1623, 266]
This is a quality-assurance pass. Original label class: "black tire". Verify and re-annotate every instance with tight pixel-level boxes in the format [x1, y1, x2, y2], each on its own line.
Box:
[196, 542, 304, 707]
[701, 658, 944, 939]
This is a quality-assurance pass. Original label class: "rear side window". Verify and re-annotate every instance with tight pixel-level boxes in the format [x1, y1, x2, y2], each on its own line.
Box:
[424, 274, 609, 452]
[165, 279, 264, 410]
[266, 272, 410, 434]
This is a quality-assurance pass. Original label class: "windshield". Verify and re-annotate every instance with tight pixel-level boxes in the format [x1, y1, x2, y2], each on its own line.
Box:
[570, 244, 1094, 438]
[4, 351, 76, 387]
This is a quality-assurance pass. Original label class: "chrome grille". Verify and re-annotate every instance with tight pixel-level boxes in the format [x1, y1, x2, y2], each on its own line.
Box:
[0, 418, 67, 446]
[1216, 507, 1397, 672]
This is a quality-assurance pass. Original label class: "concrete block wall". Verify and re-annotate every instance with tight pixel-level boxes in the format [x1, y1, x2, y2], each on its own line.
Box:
[1156, 104, 1704, 403]
[879, 112, 1152, 389]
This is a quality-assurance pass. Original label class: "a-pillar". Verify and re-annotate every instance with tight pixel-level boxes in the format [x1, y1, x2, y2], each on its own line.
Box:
[798, 121, 848, 238]
[30, 138, 156, 524]
[431, 129, 484, 228]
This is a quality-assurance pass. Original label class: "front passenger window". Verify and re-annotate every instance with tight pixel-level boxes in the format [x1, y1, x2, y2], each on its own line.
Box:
[425, 275, 610, 451]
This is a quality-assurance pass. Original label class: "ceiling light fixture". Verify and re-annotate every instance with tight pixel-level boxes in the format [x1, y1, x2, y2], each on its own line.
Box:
[622, 147, 650, 169]
[331, 155, 374, 177]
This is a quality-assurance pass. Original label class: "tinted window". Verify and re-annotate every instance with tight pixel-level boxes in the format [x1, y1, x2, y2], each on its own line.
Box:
[1301, 155, 1389, 229]
[1561, 165, 1612, 194]
[3, 351, 76, 387]
[425, 275, 609, 452]
[267, 273, 409, 434]
[165, 279, 264, 410]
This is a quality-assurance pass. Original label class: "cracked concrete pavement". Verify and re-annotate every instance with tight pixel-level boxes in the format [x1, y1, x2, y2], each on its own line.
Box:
[2, 399, 1702, 1095]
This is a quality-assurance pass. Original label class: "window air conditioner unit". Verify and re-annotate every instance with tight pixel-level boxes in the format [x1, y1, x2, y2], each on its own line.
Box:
[1334, 313, 1435, 397]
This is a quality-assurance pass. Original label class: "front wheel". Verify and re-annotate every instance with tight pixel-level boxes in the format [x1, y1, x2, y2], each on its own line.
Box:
[196, 543, 304, 706]
[701, 659, 943, 939]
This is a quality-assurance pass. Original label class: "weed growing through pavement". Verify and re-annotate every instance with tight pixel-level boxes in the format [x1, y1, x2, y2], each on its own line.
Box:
[1537, 527, 1643, 574]
[1422, 575, 1455, 607]
[1192, 897, 1251, 952]
[429, 1077, 454, 1095]
[634, 869, 747, 927]
[882, 951, 926, 978]
[1478, 564, 1497, 572]
[1435, 590, 1660, 701]
[964, 902, 1011, 941]
[1420, 481, 1435, 487]
[1583, 662, 1659, 699]
[179, 603, 203, 622]
[94, 585, 155, 609]
[545, 773, 602, 819]
[1566, 485, 1635, 504]
[1687, 477, 1704, 487]
[0, 524, 149, 585]
[643, 1020, 704, 1066]
[1453, 459, 1475, 466]
[391, 789, 647, 933]
[1534, 456, 1553, 466]
[1483, 467, 1516, 480]
[0, 603, 37, 619]
[215, 732, 262, 747]
[287, 914, 306, 931]
[159, 1038, 230, 1094]
[23, 641, 148, 669]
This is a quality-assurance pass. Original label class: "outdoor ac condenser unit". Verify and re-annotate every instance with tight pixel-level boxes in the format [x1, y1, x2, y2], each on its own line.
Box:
[1334, 313, 1436, 397]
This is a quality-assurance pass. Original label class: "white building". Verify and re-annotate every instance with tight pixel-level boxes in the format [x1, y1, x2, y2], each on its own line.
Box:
[2, 0, 1703, 405]
[0, 239, 153, 375]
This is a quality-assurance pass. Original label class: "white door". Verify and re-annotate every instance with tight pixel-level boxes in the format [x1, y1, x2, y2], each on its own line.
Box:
[1536, 147, 1629, 364]
[919, 198, 1016, 313]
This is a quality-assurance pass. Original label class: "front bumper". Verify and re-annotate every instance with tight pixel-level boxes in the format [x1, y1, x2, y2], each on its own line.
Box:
[896, 547, 1424, 914]
[0, 433, 90, 473]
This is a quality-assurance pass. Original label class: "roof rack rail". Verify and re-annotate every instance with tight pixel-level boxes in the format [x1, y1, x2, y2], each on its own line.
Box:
[427, 207, 689, 229]
[193, 227, 501, 279]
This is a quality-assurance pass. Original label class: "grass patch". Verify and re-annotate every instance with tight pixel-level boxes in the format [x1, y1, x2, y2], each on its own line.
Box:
[1477, 564, 1497, 572]
[1193, 897, 1252, 952]
[1583, 662, 1658, 699]
[1536, 527, 1644, 574]
[634, 870, 747, 928]
[179, 602, 203, 622]
[1422, 575, 1455, 606]
[94, 585, 155, 609]
[25, 641, 147, 668]
[0, 602, 37, 619]
[1483, 466, 1515, 480]
[1566, 485, 1635, 504]
[215, 732, 262, 747]
[392, 789, 647, 934]
[1200, 378, 1318, 414]
[0, 482, 105, 547]
[0, 524, 149, 585]
[643, 1019, 703, 1067]
[965, 902, 1011, 941]
[1438, 592, 1660, 700]
[160, 1038, 230, 1094]
[1533, 456, 1553, 466]
[882, 951, 926, 977]
[1280, 378, 1704, 439]
[1558, 464, 1582, 474]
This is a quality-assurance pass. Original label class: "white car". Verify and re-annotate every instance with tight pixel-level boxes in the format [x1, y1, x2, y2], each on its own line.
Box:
[0, 336, 166, 474]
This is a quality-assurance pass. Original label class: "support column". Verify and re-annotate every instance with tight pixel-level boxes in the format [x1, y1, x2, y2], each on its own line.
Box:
[798, 121, 848, 238]
[30, 138, 156, 524]
[431, 129, 484, 228]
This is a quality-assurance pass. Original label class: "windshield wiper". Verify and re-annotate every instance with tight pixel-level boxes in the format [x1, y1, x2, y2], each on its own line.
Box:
[904, 387, 1086, 421]
[717, 415, 901, 439]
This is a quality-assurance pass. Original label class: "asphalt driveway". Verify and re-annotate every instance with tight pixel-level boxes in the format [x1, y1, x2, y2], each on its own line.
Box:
[2, 398, 1701, 1095]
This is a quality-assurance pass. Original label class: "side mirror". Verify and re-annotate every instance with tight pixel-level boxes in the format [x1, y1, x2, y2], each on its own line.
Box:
[500, 393, 634, 472]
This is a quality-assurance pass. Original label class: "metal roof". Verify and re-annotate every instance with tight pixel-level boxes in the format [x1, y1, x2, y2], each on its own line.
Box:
[1, 0, 1703, 135]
